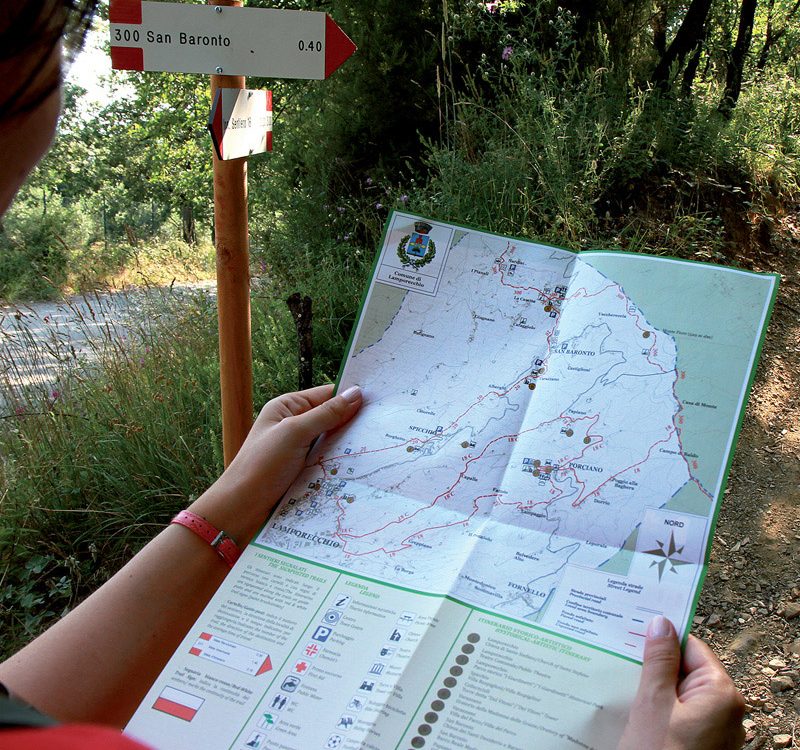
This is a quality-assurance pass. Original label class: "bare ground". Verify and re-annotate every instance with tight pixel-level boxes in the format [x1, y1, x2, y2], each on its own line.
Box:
[693, 211, 800, 749]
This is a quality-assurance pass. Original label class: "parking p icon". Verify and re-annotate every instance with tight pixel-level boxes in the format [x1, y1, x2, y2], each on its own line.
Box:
[312, 625, 333, 643]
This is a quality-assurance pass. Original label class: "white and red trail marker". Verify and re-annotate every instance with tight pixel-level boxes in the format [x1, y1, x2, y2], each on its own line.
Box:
[109, 0, 356, 79]
[208, 88, 272, 160]
[152, 686, 204, 722]
[189, 631, 274, 676]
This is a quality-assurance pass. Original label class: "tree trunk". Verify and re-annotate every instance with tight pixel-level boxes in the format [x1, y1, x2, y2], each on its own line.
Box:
[681, 36, 704, 96]
[651, 0, 714, 89]
[181, 203, 197, 245]
[718, 0, 759, 118]
[652, 0, 668, 56]
[286, 293, 313, 391]
[757, 0, 778, 71]
[125, 224, 138, 247]
[756, 0, 799, 71]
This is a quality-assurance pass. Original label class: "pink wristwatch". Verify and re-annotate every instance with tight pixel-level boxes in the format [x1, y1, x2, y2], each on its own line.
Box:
[170, 510, 242, 569]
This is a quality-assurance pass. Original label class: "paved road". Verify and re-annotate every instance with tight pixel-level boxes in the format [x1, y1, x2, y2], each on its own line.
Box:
[0, 282, 216, 404]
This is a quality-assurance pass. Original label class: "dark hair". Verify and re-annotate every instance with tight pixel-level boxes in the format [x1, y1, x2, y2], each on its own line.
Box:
[0, 0, 99, 120]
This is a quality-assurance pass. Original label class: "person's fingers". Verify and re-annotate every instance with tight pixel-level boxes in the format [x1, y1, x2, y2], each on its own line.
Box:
[257, 384, 336, 424]
[617, 617, 680, 750]
[293, 384, 337, 409]
[681, 634, 724, 675]
[678, 636, 746, 727]
[636, 616, 682, 701]
[282, 385, 363, 443]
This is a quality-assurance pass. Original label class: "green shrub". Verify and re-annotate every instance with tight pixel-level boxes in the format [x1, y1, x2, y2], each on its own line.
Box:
[0, 201, 92, 300]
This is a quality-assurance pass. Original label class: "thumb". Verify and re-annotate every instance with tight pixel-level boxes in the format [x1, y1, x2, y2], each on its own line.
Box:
[619, 616, 681, 750]
[637, 616, 681, 702]
[287, 385, 363, 443]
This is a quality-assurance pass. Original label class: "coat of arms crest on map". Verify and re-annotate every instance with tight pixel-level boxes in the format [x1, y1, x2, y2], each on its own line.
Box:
[397, 221, 437, 269]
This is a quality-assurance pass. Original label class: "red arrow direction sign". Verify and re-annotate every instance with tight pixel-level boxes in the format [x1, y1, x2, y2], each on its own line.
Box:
[109, 0, 356, 79]
[208, 88, 273, 160]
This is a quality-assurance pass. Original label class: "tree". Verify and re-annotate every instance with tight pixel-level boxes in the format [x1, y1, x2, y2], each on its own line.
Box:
[21, 83, 98, 210]
[756, 0, 800, 71]
[84, 72, 213, 243]
[651, 0, 715, 89]
[718, 0, 759, 117]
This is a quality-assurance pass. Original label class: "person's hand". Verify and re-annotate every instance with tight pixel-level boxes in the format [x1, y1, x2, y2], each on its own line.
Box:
[229, 383, 362, 493]
[192, 384, 363, 542]
[617, 616, 745, 750]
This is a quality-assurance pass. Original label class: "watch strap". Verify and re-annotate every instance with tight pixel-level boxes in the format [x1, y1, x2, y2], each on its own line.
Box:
[171, 510, 242, 569]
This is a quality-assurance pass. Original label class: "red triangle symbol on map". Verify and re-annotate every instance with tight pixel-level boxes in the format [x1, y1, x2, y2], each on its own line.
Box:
[256, 656, 273, 676]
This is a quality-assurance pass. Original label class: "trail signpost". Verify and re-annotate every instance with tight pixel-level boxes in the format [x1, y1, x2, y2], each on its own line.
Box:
[109, 0, 356, 465]
[208, 89, 273, 161]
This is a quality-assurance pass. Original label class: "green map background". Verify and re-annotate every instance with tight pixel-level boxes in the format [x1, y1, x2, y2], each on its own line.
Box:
[584, 252, 777, 517]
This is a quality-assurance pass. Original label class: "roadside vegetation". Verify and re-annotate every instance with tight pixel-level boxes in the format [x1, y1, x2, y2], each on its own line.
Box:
[1, 0, 798, 675]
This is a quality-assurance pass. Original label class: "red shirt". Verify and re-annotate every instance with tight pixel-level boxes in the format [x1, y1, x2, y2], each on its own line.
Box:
[0, 725, 152, 749]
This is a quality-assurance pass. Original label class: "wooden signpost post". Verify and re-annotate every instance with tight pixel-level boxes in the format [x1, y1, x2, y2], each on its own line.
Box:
[210, 48, 252, 466]
[109, 0, 356, 465]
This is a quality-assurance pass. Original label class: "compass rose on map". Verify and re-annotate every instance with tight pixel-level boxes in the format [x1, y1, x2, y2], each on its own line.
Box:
[644, 531, 691, 581]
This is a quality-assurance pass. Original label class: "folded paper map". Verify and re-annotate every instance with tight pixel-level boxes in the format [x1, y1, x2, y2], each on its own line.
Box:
[127, 212, 777, 750]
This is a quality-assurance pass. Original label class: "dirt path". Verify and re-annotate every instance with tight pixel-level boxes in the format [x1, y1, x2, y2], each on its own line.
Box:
[694, 214, 800, 749]
[0, 282, 215, 402]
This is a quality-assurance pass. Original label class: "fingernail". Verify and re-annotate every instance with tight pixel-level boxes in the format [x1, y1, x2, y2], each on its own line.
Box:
[340, 385, 362, 404]
[647, 615, 673, 639]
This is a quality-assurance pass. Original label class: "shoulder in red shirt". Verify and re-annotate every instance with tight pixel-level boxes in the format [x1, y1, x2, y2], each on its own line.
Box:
[0, 724, 152, 749]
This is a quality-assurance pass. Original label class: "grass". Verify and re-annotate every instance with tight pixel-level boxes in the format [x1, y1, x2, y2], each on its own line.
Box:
[0, 255, 373, 658]
[0, 287, 224, 653]
[68, 239, 217, 295]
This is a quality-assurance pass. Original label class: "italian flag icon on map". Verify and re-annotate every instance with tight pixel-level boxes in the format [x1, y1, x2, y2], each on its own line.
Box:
[152, 686, 204, 722]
